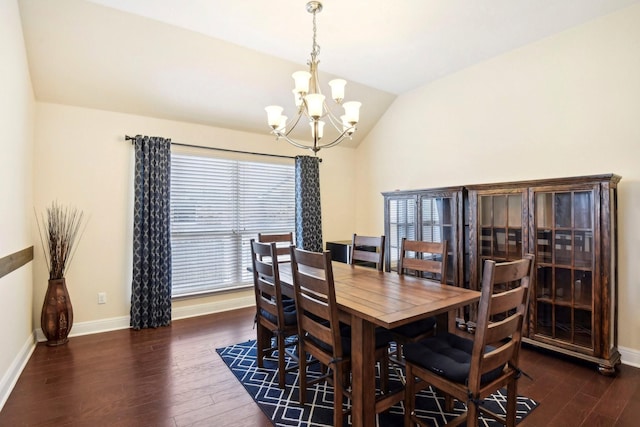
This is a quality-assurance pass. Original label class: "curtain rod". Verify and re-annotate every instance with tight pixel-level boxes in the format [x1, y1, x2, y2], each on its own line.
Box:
[124, 135, 321, 162]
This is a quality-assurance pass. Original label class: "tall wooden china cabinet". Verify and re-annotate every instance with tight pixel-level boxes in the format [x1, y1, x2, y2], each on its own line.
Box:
[383, 174, 621, 374]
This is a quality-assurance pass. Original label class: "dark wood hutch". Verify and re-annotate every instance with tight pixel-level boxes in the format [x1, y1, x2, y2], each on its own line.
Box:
[383, 174, 621, 374]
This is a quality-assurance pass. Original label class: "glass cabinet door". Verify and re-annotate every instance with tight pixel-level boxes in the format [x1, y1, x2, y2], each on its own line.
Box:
[478, 193, 523, 262]
[421, 196, 455, 283]
[384, 188, 463, 279]
[387, 197, 417, 271]
[533, 189, 595, 350]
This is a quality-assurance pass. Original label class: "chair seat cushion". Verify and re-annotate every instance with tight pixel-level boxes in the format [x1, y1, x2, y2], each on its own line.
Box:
[391, 316, 437, 339]
[403, 332, 504, 385]
[260, 299, 297, 326]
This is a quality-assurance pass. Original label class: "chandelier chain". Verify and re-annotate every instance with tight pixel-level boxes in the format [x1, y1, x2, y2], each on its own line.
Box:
[311, 8, 320, 61]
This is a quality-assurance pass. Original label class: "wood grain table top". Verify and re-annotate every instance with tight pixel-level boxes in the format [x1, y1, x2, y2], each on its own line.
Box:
[279, 261, 480, 329]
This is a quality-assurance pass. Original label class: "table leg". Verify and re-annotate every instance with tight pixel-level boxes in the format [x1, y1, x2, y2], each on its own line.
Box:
[350, 315, 376, 427]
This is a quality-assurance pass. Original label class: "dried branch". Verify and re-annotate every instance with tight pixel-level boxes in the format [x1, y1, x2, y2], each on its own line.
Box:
[36, 202, 86, 280]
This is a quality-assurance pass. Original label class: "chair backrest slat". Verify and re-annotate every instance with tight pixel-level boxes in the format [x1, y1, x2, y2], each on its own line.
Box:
[491, 259, 532, 284]
[485, 315, 521, 344]
[352, 249, 382, 264]
[350, 234, 386, 271]
[398, 238, 448, 284]
[258, 232, 295, 259]
[482, 340, 517, 373]
[400, 258, 442, 275]
[489, 286, 526, 315]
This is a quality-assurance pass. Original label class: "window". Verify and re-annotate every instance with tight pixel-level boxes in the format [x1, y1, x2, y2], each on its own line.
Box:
[170, 151, 295, 297]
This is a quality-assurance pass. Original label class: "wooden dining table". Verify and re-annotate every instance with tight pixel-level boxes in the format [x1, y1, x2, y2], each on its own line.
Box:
[278, 261, 481, 427]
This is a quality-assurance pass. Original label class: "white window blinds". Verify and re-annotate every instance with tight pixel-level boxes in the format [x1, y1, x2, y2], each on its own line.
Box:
[421, 198, 442, 242]
[170, 152, 295, 297]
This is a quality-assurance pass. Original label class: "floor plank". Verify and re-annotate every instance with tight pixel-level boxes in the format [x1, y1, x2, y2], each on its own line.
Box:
[1, 306, 638, 426]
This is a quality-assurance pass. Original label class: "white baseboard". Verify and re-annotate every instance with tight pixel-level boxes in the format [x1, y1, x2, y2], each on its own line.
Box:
[34, 315, 131, 342]
[34, 295, 256, 342]
[171, 295, 254, 320]
[0, 333, 36, 411]
[619, 345, 640, 368]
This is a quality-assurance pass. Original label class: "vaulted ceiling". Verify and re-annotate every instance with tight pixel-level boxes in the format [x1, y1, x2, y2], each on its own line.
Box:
[18, 0, 640, 147]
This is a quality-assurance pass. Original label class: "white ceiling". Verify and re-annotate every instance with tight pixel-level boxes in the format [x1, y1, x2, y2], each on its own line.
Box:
[18, 0, 640, 148]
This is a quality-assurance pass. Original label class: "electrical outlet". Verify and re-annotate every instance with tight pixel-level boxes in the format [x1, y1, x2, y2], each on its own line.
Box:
[98, 292, 107, 304]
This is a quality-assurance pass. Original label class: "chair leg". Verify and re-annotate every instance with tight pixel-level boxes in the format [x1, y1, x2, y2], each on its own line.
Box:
[334, 363, 344, 427]
[467, 399, 479, 427]
[277, 333, 286, 389]
[379, 349, 389, 394]
[506, 379, 517, 427]
[256, 323, 270, 368]
[404, 364, 415, 427]
[395, 340, 403, 361]
[298, 349, 307, 405]
[445, 394, 454, 412]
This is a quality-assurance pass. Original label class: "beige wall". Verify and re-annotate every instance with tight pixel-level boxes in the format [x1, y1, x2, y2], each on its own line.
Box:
[5, 0, 640, 401]
[355, 4, 640, 354]
[0, 0, 35, 405]
[32, 103, 357, 327]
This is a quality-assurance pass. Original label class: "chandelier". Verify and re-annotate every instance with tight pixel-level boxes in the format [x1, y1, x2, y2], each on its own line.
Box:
[265, 1, 361, 154]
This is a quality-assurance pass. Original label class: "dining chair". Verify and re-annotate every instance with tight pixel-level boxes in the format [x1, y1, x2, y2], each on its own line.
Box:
[390, 238, 448, 361]
[289, 246, 392, 426]
[403, 254, 534, 427]
[258, 231, 294, 262]
[250, 239, 298, 389]
[349, 233, 386, 271]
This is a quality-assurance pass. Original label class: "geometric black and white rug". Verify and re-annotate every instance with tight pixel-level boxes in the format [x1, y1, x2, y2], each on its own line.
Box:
[216, 340, 538, 427]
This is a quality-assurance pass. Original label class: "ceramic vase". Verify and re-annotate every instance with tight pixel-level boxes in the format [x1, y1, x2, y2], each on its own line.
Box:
[41, 278, 74, 346]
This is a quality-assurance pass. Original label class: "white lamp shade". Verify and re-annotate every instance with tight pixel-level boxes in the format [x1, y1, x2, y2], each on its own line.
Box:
[343, 101, 361, 124]
[292, 71, 311, 94]
[277, 115, 288, 133]
[328, 79, 346, 102]
[292, 89, 303, 107]
[305, 94, 325, 118]
[310, 120, 325, 139]
[265, 105, 284, 128]
[341, 115, 354, 135]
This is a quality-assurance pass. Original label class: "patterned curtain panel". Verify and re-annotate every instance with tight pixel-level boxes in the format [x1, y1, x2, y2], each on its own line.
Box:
[130, 135, 172, 329]
[295, 156, 323, 252]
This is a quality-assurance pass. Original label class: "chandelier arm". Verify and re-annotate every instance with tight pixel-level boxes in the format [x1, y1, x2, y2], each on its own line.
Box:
[281, 108, 306, 137]
[275, 133, 321, 152]
[322, 106, 344, 131]
[273, 124, 355, 153]
[315, 128, 355, 150]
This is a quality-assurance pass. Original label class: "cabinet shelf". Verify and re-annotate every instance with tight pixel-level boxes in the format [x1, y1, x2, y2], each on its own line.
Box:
[552, 299, 577, 307]
[535, 297, 592, 310]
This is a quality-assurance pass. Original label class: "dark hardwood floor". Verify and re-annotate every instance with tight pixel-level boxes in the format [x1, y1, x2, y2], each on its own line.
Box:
[1, 307, 638, 426]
